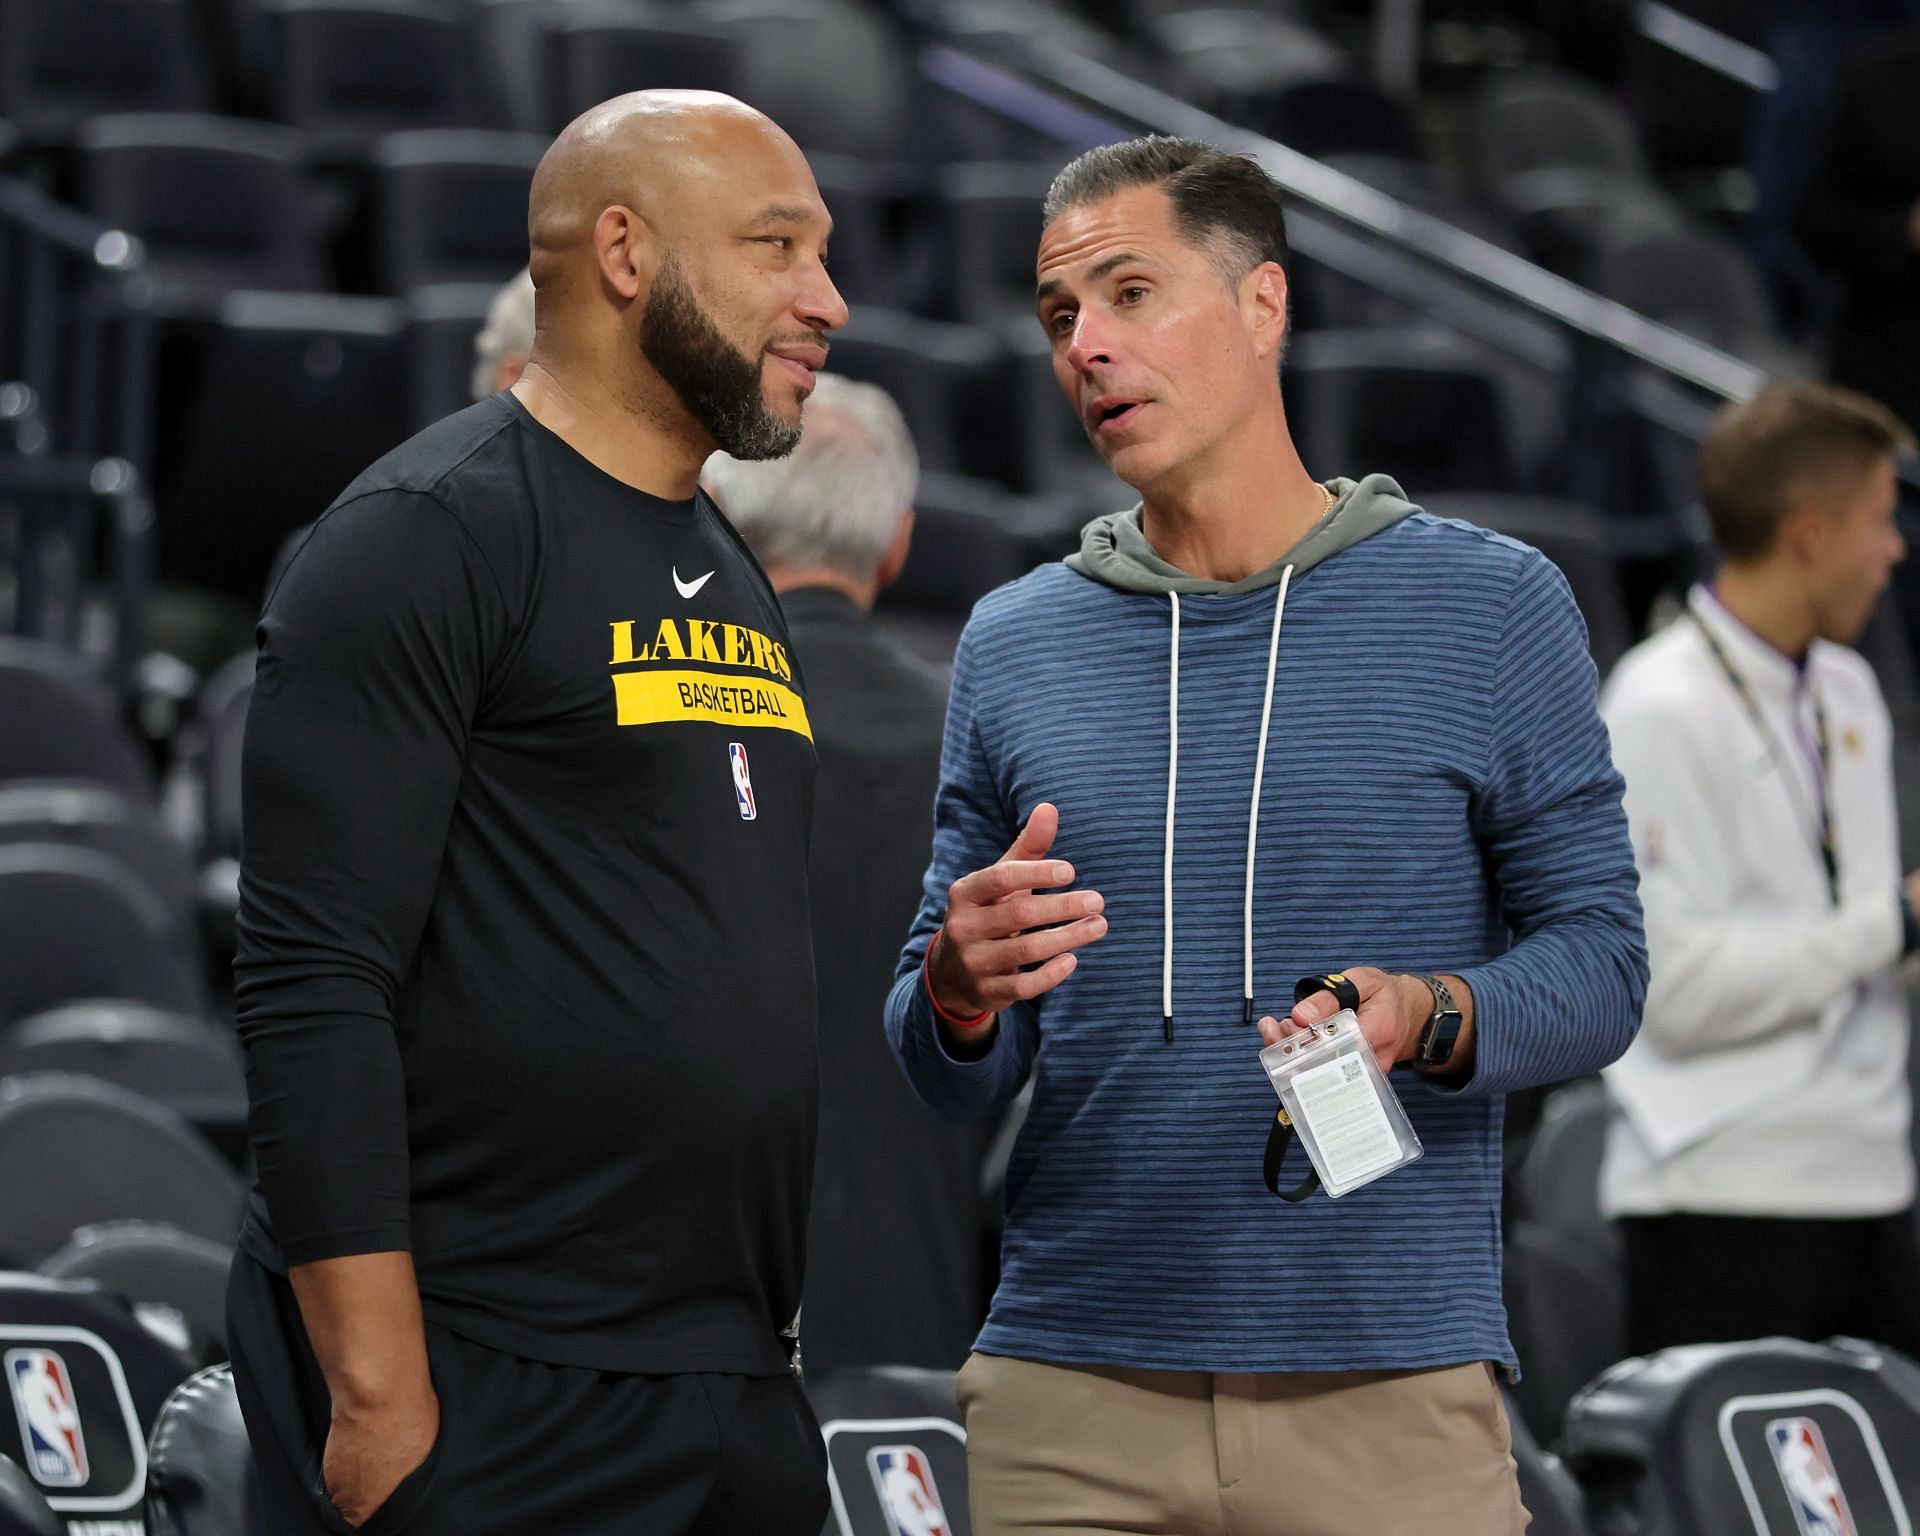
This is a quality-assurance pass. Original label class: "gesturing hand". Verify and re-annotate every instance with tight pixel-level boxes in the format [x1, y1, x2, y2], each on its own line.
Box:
[925, 802, 1108, 1028]
[1255, 967, 1432, 1075]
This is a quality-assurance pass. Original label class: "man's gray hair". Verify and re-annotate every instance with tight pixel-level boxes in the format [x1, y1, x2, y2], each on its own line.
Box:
[703, 374, 920, 580]
[471, 268, 535, 401]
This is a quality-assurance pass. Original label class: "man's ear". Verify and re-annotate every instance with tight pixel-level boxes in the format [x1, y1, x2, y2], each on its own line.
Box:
[594, 206, 653, 302]
[876, 507, 916, 592]
[1780, 499, 1827, 566]
[1241, 261, 1290, 364]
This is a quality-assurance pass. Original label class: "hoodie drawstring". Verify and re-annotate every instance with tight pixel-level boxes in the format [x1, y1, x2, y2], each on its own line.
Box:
[1161, 568, 1295, 1041]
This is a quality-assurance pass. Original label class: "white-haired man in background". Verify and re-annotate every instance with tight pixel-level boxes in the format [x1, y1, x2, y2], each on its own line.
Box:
[706, 374, 992, 1373]
[471, 268, 535, 400]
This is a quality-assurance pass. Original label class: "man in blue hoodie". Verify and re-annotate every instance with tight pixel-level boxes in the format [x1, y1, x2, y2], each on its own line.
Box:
[885, 137, 1648, 1533]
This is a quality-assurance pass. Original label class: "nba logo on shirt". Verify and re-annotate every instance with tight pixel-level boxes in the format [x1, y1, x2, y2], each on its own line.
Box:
[1768, 1417, 1856, 1536]
[6, 1349, 89, 1489]
[866, 1445, 951, 1536]
[728, 741, 756, 821]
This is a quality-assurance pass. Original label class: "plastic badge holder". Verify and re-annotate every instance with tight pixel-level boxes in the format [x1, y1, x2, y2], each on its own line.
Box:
[1258, 1008, 1423, 1198]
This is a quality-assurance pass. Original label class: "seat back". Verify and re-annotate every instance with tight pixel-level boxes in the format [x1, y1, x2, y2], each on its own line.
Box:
[1564, 1338, 1920, 1536]
[0, 845, 206, 1025]
[0, 0, 211, 136]
[0, 1074, 241, 1267]
[1, 1003, 246, 1161]
[0, 1273, 202, 1530]
[0, 1454, 60, 1536]
[373, 128, 541, 291]
[806, 1365, 970, 1536]
[40, 1223, 234, 1358]
[143, 1365, 263, 1536]
[0, 782, 199, 941]
[1507, 1391, 1595, 1536]
[0, 639, 152, 800]
[265, 0, 502, 138]
[1504, 1218, 1626, 1444]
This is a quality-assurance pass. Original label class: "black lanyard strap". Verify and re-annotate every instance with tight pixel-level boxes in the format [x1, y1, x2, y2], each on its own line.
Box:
[1686, 607, 1839, 906]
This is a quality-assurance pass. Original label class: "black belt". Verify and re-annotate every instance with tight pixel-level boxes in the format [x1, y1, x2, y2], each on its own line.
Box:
[1262, 973, 1361, 1202]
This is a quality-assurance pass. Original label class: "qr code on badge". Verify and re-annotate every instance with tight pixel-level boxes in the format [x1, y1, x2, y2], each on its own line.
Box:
[1341, 1058, 1362, 1082]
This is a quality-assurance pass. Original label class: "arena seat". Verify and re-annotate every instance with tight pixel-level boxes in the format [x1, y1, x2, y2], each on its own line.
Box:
[1586, 222, 1784, 360]
[1, 1002, 246, 1160]
[40, 1222, 234, 1356]
[0, 846, 206, 1026]
[0, 1273, 203, 1532]
[261, 0, 505, 144]
[0, 1454, 61, 1536]
[537, 4, 741, 134]
[153, 290, 407, 601]
[0, 782, 199, 944]
[1563, 1337, 1920, 1536]
[1507, 1393, 1595, 1536]
[372, 128, 542, 292]
[75, 113, 327, 302]
[143, 1365, 263, 1536]
[1286, 329, 1516, 495]
[403, 281, 497, 428]
[1505, 1220, 1626, 1445]
[805, 1365, 970, 1536]
[0, 0, 212, 143]
[934, 160, 1057, 324]
[706, 0, 913, 161]
[0, 1073, 241, 1267]
[0, 639, 153, 800]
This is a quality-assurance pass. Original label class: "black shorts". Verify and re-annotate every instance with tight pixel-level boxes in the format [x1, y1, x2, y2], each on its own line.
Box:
[225, 1251, 829, 1536]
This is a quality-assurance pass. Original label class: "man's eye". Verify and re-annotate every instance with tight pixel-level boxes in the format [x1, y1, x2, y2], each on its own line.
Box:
[1118, 285, 1147, 303]
[1048, 311, 1076, 335]
[760, 237, 792, 249]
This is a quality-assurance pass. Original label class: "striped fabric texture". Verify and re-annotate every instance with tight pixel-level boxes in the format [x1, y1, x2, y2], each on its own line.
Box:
[885, 512, 1648, 1374]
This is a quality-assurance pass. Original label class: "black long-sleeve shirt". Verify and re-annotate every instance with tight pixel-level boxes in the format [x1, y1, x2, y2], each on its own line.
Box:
[234, 394, 819, 1375]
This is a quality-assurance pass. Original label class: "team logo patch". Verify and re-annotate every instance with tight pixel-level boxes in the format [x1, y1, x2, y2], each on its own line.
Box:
[7, 1348, 89, 1489]
[729, 741, 757, 821]
[866, 1445, 951, 1536]
[1768, 1416, 1856, 1536]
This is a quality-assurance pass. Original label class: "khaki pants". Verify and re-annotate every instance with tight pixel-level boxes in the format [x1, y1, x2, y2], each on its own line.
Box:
[956, 1352, 1528, 1536]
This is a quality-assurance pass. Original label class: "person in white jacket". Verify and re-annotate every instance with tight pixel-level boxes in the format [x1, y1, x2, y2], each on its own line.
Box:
[1602, 380, 1920, 1356]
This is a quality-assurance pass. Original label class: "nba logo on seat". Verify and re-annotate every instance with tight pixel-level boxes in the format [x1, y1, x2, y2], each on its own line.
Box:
[728, 741, 756, 821]
[6, 1349, 89, 1489]
[1768, 1417, 1856, 1536]
[866, 1445, 951, 1536]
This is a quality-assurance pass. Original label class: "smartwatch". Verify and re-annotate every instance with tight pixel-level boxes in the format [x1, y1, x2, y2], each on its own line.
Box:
[1414, 974, 1463, 1070]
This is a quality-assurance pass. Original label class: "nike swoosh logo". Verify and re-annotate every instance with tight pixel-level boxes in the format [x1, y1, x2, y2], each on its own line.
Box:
[673, 567, 714, 600]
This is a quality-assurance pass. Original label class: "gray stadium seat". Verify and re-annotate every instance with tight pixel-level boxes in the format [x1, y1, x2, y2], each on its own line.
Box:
[0, 0, 212, 142]
[0, 1455, 60, 1536]
[935, 161, 1053, 324]
[0, 782, 199, 941]
[0, 1273, 203, 1532]
[707, 0, 912, 161]
[1, 1001, 246, 1160]
[154, 291, 407, 601]
[261, 0, 504, 144]
[0, 1073, 241, 1267]
[405, 282, 498, 429]
[39, 1222, 234, 1355]
[0, 845, 207, 1025]
[1418, 497, 1634, 677]
[1564, 1337, 1920, 1536]
[1509, 1078, 1616, 1258]
[1505, 1220, 1626, 1446]
[372, 129, 541, 292]
[1470, 67, 1649, 196]
[1586, 223, 1785, 361]
[75, 114, 327, 302]
[143, 1365, 264, 1536]
[805, 1366, 970, 1536]
[0, 639, 152, 799]
[537, 3, 741, 134]
[1507, 1392, 1594, 1536]
[1286, 329, 1516, 495]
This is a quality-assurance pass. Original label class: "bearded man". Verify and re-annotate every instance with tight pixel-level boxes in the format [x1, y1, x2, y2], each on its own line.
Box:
[225, 91, 846, 1536]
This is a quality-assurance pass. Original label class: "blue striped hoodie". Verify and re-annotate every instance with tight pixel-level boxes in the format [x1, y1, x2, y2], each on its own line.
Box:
[884, 474, 1648, 1374]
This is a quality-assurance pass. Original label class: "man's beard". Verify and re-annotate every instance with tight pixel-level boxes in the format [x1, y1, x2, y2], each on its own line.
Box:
[640, 255, 802, 461]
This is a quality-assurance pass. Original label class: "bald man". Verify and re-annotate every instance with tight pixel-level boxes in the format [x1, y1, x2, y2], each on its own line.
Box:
[226, 92, 846, 1535]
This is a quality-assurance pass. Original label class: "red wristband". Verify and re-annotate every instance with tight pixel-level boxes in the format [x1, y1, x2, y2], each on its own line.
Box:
[923, 928, 994, 1031]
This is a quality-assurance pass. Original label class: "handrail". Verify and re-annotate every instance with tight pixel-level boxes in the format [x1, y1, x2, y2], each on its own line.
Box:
[927, 40, 1770, 402]
[0, 177, 145, 273]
